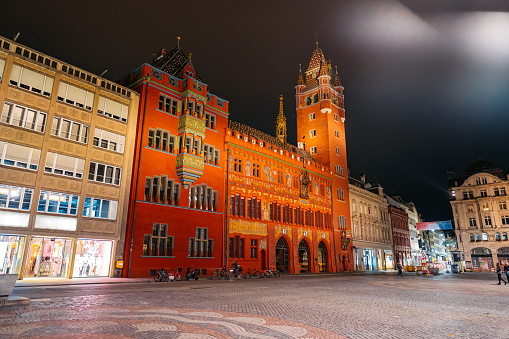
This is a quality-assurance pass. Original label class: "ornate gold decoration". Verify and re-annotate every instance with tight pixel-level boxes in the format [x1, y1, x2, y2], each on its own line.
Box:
[229, 219, 268, 236]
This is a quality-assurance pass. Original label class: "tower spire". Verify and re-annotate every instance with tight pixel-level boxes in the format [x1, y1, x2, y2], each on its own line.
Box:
[177, 36, 180, 49]
[314, 32, 318, 49]
[276, 95, 287, 147]
[297, 64, 305, 86]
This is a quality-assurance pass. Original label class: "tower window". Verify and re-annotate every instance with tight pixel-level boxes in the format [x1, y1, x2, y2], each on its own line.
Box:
[309, 130, 316, 138]
[309, 113, 315, 120]
[335, 130, 339, 138]
[310, 147, 317, 155]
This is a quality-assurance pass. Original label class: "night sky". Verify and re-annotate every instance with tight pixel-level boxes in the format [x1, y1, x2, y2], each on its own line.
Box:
[2, 0, 509, 222]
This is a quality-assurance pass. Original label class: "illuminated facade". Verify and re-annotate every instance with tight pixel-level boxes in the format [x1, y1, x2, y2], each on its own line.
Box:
[449, 160, 509, 271]
[0, 36, 139, 279]
[349, 176, 393, 271]
[295, 45, 354, 270]
[119, 47, 228, 277]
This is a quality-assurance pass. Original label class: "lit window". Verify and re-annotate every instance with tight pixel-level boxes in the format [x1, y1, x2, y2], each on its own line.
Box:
[309, 130, 316, 138]
[1, 102, 47, 133]
[0, 185, 33, 211]
[98, 96, 129, 122]
[57, 82, 94, 111]
[0, 141, 40, 170]
[9, 64, 54, 97]
[37, 190, 79, 215]
[83, 197, 118, 220]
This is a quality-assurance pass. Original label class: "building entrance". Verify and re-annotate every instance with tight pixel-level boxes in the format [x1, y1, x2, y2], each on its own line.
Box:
[298, 240, 310, 273]
[471, 247, 493, 271]
[318, 241, 327, 272]
[25, 237, 72, 278]
[275, 237, 288, 273]
[497, 247, 509, 265]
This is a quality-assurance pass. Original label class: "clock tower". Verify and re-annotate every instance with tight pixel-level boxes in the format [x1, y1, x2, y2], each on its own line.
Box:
[295, 43, 353, 271]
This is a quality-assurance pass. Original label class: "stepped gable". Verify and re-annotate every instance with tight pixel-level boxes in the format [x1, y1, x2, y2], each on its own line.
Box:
[152, 47, 202, 81]
[228, 120, 314, 160]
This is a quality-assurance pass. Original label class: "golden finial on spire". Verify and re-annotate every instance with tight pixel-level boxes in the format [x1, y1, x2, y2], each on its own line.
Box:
[335, 65, 338, 73]
[299, 63, 302, 71]
[177, 36, 180, 48]
[188, 52, 192, 61]
[314, 32, 318, 49]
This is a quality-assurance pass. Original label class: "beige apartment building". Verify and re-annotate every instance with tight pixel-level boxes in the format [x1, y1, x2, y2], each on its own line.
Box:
[349, 175, 393, 271]
[449, 160, 509, 271]
[0, 36, 139, 279]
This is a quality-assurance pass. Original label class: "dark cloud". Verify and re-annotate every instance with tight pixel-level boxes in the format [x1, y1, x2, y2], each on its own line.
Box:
[1, 0, 508, 221]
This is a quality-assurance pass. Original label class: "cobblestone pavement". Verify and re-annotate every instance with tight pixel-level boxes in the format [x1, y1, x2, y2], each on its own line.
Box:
[1, 272, 509, 338]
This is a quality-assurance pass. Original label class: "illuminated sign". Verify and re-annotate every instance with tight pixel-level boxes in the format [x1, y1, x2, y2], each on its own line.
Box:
[416, 220, 453, 231]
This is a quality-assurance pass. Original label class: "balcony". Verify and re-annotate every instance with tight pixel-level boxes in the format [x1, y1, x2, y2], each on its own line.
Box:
[320, 100, 332, 113]
[178, 112, 206, 138]
[176, 153, 204, 189]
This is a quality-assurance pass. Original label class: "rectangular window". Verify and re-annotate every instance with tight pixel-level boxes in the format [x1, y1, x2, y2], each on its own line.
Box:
[166, 179, 174, 204]
[162, 131, 168, 152]
[9, 64, 54, 97]
[51, 116, 89, 143]
[0, 185, 33, 211]
[309, 112, 315, 120]
[484, 216, 492, 227]
[0, 141, 41, 170]
[250, 239, 257, 259]
[83, 197, 118, 220]
[205, 113, 216, 129]
[152, 177, 159, 203]
[1, 102, 47, 133]
[309, 129, 316, 138]
[155, 130, 161, 149]
[143, 223, 173, 256]
[57, 82, 94, 111]
[310, 146, 317, 155]
[93, 128, 125, 153]
[0, 59, 5, 81]
[480, 189, 487, 197]
[44, 152, 85, 179]
[502, 216, 509, 225]
[98, 96, 129, 122]
[38, 190, 79, 215]
[144, 177, 152, 201]
[148, 129, 154, 148]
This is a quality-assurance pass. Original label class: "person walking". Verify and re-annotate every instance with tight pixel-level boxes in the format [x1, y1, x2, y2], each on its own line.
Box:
[496, 262, 507, 285]
[397, 262, 403, 276]
[505, 263, 509, 286]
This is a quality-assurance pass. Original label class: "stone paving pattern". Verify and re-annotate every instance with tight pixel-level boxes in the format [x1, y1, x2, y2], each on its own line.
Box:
[1, 272, 509, 338]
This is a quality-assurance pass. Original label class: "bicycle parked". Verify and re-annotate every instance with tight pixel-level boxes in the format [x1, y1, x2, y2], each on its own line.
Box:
[243, 268, 261, 279]
[174, 266, 183, 281]
[154, 268, 169, 282]
[260, 267, 280, 278]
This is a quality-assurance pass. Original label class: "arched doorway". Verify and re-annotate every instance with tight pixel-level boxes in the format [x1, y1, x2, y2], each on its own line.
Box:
[318, 241, 328, 272]
[260, 249, 267, 270]
[497, 247, 509, 266]
[275, 237, 289, 273]
[298, 239, 310, 273]
[471, 247, 493, 271]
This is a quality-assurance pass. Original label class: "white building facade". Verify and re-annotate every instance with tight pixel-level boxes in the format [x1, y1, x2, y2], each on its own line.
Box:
[449, 160, 509, 271]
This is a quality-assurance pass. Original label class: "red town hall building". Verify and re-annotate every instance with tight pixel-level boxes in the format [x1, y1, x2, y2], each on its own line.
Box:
[119, 42, 353, 277]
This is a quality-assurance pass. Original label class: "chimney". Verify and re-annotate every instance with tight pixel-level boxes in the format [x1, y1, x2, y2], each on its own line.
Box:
[360, 173, 366, 184]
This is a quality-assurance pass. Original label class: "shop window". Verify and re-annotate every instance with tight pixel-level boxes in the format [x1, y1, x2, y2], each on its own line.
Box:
[98, 96, 128, 122]
[0, 141, 40, 170]
[1, 102, 47, 133]
[44, 152, 85, 179]
[250, 239, 257, 258]
[73, 239, 113, 277]
[24, 237, 72, 278]
[0, 185, 33, 211]
[93, 128, 125, 153]
[0, 235, 26, 274]
[57, 82, 94, 111]
[83, 197, 118, 220]
[143, 223, 174, 257]
[229, 235, 244, 259]
[37, 190, 79, 215]
[9, 64, 54, 97]
[189, 227, 213, 257]
[88, 162, 121, 185]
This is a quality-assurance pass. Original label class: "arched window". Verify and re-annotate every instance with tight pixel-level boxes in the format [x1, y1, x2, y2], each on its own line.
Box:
[306, 97, 311, 106]
[496, 232, 501, 241]
[476, 233, 481, 241]
[482, 233, 488, 241]
[469, 233, 475, 242]
[313, 94, 319, 103]
[503, 232, 508, 241]
[352, 200, 356, 212]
